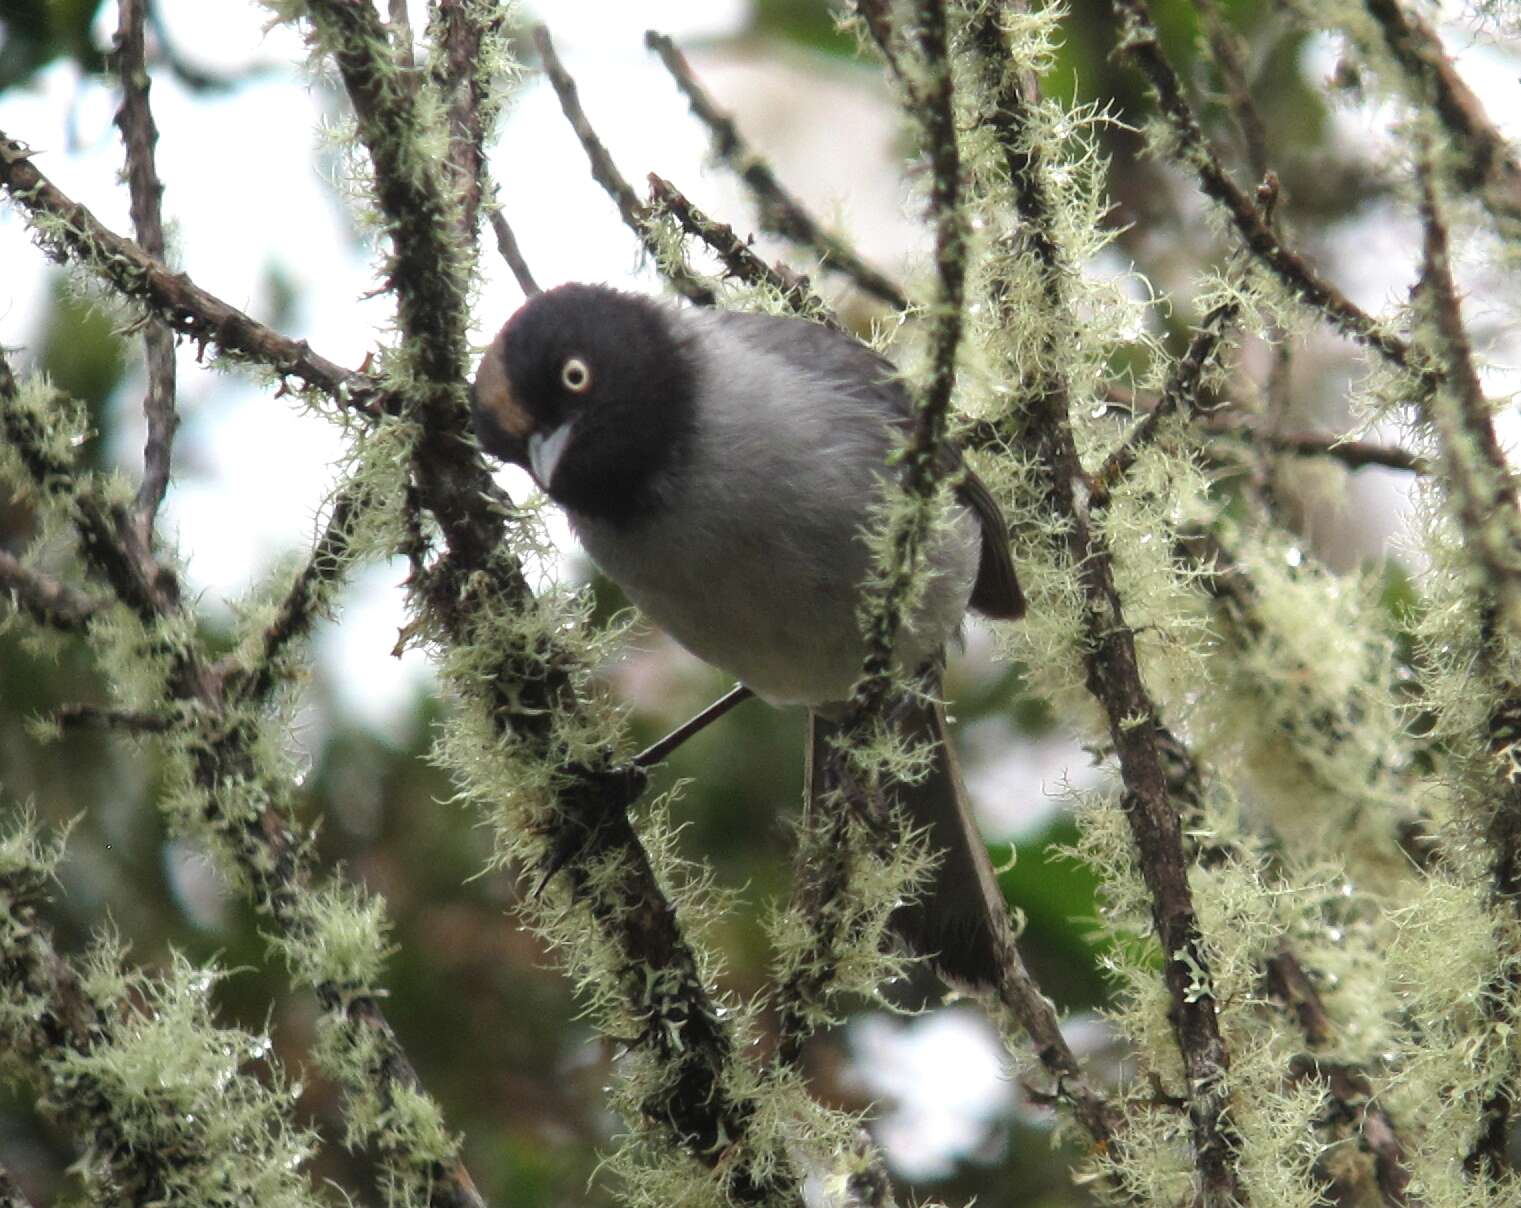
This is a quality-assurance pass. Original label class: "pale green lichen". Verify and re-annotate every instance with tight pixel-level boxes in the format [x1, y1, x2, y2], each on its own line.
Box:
[59, 941, 323, 1208]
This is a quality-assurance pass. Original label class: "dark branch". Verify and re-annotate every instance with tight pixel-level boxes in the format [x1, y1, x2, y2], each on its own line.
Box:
[426, 0, 507, 239]
[0, 134, 389, 415]
[1112, 0, 1418, 377]
[1194, 0, 1270, 181]
[223, 480, 373, 706]
[51, 703, 177, 733]
[1203, 424, 1429, 474]
[1414, 160, 1521, 628]
[113, 0, 179, 539]
[969, 7, 1245, 1198]
[645, 29, 909, 311]
[1363, 0, 1521, 240]
[0, 548, 103, 631]
[489, 207, 541, 296]
[645, 173, 839, 329]
[1092, 297, 1241, 505]
[533, 25, 714, 307]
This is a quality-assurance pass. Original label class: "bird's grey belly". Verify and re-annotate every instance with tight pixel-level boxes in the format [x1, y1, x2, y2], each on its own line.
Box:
[573, 498, 980, 707]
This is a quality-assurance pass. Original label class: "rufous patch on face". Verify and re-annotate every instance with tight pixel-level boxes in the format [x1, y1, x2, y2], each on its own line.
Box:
[473, 338, 533, 438]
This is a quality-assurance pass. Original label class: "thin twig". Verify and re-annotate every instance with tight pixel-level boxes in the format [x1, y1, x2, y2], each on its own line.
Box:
[1195, 0, 1270, 181]
[968, 7, 1244, 1199]
[1363, 0, 1521, 240]
[1112, 0, 1418, 377]
[51, 703, 177, 733]
[645, 29, 909, 310]
[0, 548, 103, 631]
[533, 25, 714, 306]
[1202, 423, 1429, 474]
[851, 0, 909, 88]
[1092, 298, 1241, 505]
[1414, 159, 1521, 634]
[113, 0, 178, 540]
[426, 0, 507, 238]
[488, 207, 541, 296]
[645, 172, 838, 328]
[0, 134, 388, 416]
[222, 480, 373, 705]
[1269, 970, 1417, 1205]
[387, 0, 414, 70]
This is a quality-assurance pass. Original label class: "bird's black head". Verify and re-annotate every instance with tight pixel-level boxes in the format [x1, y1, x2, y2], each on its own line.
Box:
[470, 283, 698, 523]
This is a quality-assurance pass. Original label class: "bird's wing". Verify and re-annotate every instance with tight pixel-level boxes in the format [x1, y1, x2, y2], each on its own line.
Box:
[716, 311, 1024, 620]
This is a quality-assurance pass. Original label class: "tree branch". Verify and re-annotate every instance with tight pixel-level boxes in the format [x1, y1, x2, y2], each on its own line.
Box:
[488, 206, 541, 296]
[1414, 159, 1521, 638]
[1111, 0, 1417, 377]
[0, 547, 103, 631]
[1362, 0, 1521, 240]
[113, 0, 178, 541]
[0, 134, 388, 415]
[533, 25, 715, 307]
[644, 29, 909, 311]
[1092, 297, 1241, 505]
[968, 7, 1244, 1199]
[0, 352, 486, 1208]
[426, 0, 508, 240]
[645, 172, 838, 328]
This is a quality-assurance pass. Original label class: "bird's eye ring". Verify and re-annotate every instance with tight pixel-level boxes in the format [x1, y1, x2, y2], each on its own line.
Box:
[561, 357, 591, 393]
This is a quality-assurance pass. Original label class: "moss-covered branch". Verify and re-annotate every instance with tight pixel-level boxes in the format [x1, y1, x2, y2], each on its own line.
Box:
[645, 28, 909, 310]
[111, 0, 178, 538]
[1111, 0, 1417, 377]
[0, 547, 103, 632]
[967, 5, 1244, 1199]
[0, 135, 388, 415]
[645, 172, 838, 328]
[0, 818, 323, 1207]
[424, 0, 511, 241]
[1361, 0, 1521, 241]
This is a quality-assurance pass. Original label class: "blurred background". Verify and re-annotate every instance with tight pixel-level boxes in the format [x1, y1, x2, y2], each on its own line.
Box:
[1, 1, 1516, 1203]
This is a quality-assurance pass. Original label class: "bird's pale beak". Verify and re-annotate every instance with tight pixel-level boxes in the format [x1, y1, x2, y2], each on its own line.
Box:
[526, 422, 574, 491]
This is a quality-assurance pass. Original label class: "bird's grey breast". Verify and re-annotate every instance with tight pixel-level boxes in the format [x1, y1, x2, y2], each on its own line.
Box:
[571, 309, 978, 705]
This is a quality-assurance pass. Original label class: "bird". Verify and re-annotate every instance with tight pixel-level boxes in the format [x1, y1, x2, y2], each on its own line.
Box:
[470, 282, 1024, 988]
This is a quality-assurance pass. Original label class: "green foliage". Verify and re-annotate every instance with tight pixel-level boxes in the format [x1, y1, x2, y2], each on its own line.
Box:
[0, 0, 107, 90]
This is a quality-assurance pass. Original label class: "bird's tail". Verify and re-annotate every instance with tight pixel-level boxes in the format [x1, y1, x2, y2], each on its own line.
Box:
[806, 686, 1009, 990]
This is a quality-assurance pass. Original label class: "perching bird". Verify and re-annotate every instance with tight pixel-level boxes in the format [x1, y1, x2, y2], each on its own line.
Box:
[470, 282, 1023, 988]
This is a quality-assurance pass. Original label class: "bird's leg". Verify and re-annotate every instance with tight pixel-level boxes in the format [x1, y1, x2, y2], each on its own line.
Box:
[633, 683, 755, 768]
[532, 684, 755, 898]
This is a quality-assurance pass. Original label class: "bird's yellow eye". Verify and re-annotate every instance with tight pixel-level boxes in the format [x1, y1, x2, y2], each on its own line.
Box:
[561, 357, 591, 393]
